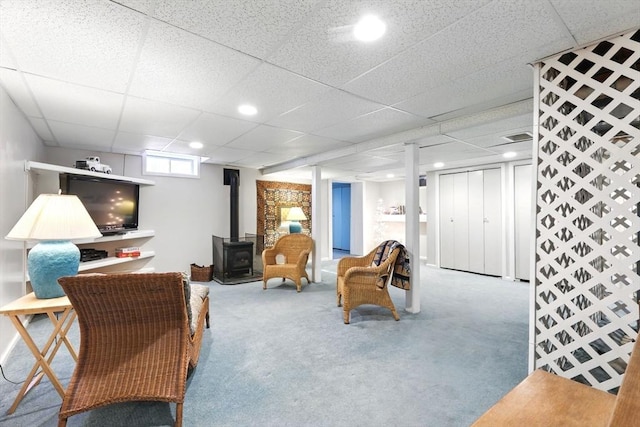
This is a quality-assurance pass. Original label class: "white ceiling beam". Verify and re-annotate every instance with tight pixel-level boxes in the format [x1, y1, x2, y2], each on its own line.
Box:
[261, 99, 533, 175]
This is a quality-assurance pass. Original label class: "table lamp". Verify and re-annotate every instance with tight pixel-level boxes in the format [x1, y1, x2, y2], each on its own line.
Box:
[5, 193, 102, 299]
[286, 207, 307, 233]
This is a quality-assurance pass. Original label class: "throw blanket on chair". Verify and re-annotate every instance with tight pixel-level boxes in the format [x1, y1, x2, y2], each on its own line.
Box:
[372, 240, 411, 290]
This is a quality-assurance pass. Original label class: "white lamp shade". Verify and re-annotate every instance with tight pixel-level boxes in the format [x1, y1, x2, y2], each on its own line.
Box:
[6, 194, 102, 241]
[286, 207, 307, 221]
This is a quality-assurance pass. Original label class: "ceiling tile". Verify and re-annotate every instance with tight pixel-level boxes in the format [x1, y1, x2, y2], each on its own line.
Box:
[344, 0, 569, 106]
[226, 125, 303, 151]
[128, 20, 261, 110]
[119, 97, 201, 138]
[313, 107, 434, 143]
[230, 151, 293, 169]
[28, 117, 54, 142]
[393, 60, 533, 119]
[268, 134, 350, 158]
[418, 140, 493, 164]
[112, 131, 175, 153]
[550, 0, 640, 45]
[148, 0, 322, 59]
[416, 134, 453, 147]
[160, 139, 210, 156]
[47, 120, 116, 151]
[177, 112, 258, 147]
[205, 145, 255, 164]
[481, 140, 533, 155]
[268, 0, 491, 87]
[267, 89, 382, 133]
[0, 0, 144, 92]
[208, 63, 331, 122]
[322, 153, 401, 173]
[0, 69, 41, 117]
[25, 74, 124, 129]
[1, 0, 634, 182]
[446, 113, 533, 142]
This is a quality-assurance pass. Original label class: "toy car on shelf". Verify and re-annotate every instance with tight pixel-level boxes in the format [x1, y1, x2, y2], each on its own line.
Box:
[74, 156, 112, 174]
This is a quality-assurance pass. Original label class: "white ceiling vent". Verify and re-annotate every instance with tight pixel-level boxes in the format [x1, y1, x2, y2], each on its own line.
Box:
[501, 132, 532, 143]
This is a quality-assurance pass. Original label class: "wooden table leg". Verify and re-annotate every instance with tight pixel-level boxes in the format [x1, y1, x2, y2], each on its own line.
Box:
[6, 309, 76, 414]
[46, 309, 78, 362]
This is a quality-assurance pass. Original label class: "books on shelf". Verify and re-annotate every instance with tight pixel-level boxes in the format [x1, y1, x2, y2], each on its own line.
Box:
[115, 247, 141, 258]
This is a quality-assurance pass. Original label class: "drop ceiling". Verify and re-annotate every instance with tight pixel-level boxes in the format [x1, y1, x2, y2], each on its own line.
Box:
[0, 0, 638, 181]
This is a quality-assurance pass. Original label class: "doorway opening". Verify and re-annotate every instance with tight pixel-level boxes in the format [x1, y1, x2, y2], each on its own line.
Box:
[332, 182, 351, 259]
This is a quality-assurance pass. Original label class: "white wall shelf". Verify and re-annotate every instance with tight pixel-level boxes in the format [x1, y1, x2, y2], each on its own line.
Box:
[26, 160, 155, 185]
[23, 162, 156, 280]
[73, 229, 155, 244]
[78, 251, 155, 272]
[27, 230, 155, 249]
[25, 251, 155, 280]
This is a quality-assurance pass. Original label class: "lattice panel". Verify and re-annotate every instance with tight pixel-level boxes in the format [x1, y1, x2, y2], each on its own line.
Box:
[534, 29, 640, 392]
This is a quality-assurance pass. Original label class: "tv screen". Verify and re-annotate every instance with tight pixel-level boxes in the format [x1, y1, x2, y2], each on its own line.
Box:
[62, 175, 140, 235]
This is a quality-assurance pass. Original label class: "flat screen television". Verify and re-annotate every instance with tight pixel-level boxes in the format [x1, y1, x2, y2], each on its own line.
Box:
[62, 174, 140, 235]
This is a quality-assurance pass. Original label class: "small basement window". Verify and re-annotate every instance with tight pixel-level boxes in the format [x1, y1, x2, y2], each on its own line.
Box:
[143, 151, 201, 178]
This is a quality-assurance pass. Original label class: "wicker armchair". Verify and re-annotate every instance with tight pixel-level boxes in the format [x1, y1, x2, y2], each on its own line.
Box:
[262, 234, 313, 292]
[337, 245, 401, 324]
[57, 272, 210, 427]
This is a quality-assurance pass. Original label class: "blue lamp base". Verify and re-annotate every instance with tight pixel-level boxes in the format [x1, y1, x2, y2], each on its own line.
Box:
[289, 222, 302, 233]
[28, 240, 80, 299]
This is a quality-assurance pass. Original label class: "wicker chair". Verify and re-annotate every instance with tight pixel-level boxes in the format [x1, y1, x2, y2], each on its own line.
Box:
[262, 234, 313, 292]
[57, 272, 210, 427]
[336, 245, 401, 324]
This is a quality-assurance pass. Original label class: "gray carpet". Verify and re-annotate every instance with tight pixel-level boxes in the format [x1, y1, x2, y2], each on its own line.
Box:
[0, 261, 529, 426]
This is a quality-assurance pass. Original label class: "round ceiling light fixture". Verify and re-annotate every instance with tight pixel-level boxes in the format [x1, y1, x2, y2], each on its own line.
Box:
[238, 104, 258, 116]
[433, 162, 444, 168]
[353, 15, 386, 42]
[189, 141, 203, 149]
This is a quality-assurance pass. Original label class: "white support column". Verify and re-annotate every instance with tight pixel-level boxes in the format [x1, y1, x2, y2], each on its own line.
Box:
[404, 142, 420, 313]
[311, 165, 322, 282]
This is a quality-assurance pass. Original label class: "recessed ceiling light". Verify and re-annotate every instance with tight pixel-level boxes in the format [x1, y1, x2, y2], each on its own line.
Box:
[386, 173, 394, 178]
[353, 15, 386, 42]
[189, 141, 203, 149]
[503, 151, 517, 158]
[238, 104, 257, 116]
[434, 162, 444, 168]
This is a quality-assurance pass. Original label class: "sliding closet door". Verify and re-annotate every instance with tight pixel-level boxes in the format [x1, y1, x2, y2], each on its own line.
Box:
[483, 168, 502, 276]
[514, 165, 531, 280]
[468, 170, 485, 273]
[439, 168, 503, 275]
[439, 174, 455, 269]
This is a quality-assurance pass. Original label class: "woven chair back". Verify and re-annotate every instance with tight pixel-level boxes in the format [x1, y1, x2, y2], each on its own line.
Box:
[273, 234, 313, 262]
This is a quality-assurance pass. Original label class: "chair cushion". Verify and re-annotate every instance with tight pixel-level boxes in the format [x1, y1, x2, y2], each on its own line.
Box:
[181, 272, 192, 328]
[189, 283, 209, 335]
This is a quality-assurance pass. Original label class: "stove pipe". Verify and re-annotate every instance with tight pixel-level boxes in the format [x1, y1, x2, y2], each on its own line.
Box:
[224, 168, 240, 242]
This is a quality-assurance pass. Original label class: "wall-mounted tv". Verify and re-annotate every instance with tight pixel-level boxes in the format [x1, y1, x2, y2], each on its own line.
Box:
[62, 174, 140, 235]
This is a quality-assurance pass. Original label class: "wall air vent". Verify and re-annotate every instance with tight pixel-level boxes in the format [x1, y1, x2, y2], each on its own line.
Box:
[501, 132, 533, 143]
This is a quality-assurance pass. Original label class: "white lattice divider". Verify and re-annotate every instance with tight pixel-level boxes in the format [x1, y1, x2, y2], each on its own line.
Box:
[533, 28, 640, 392]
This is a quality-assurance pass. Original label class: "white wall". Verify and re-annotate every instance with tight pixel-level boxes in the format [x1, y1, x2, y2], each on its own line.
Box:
[362, 181, 382, 253]
[44, 147, 261, 273]
[0, 86, 46, 363]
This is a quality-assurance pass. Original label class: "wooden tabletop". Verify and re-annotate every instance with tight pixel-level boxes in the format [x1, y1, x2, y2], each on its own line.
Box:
[0, 293, 71, 315]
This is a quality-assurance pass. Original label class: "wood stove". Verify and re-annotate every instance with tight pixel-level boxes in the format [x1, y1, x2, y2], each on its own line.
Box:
[213, 168, 254, 280]
[222, 241, 253, 277]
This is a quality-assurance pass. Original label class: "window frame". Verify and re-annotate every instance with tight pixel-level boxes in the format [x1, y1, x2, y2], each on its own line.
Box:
[142, 150, 201, 178]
